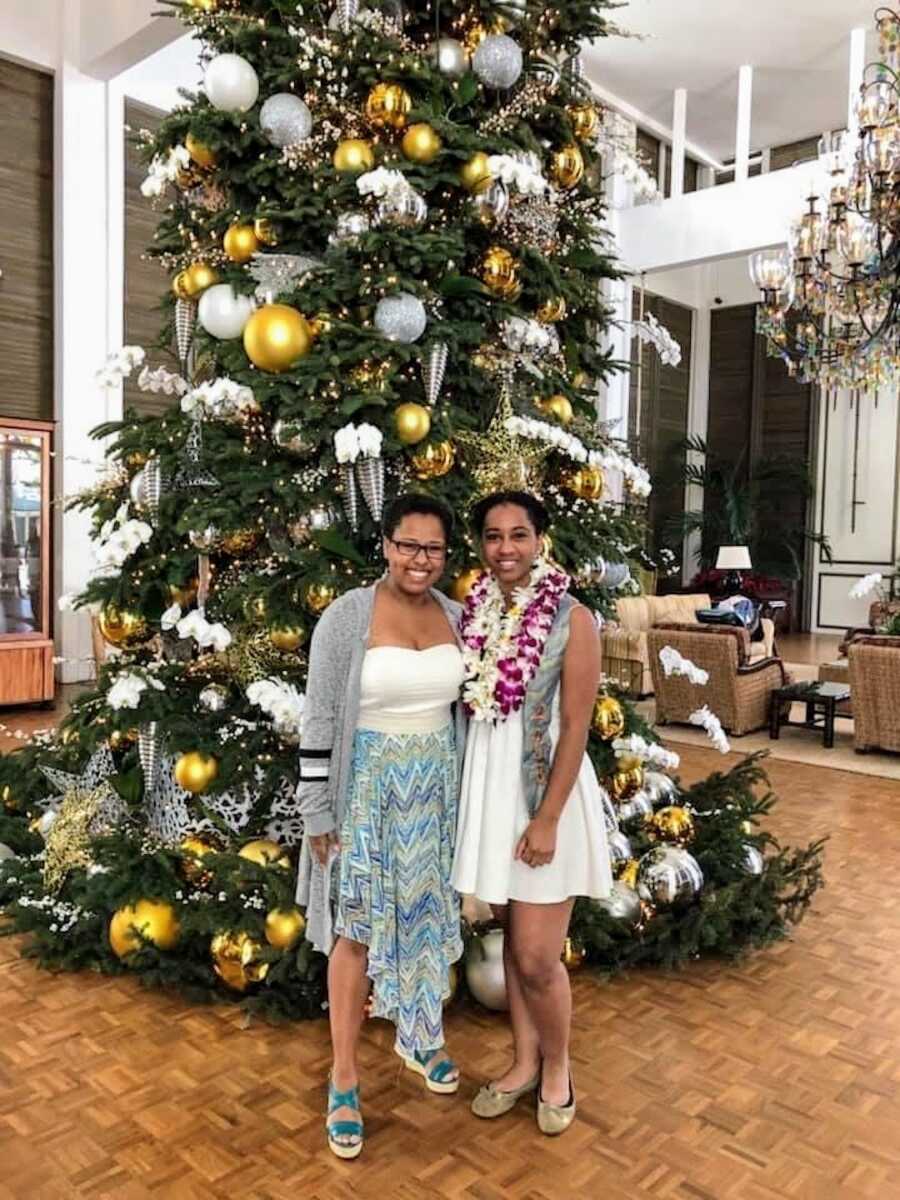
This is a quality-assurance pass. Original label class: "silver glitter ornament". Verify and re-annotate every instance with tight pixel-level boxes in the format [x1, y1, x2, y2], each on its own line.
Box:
[328, 211, 371, 246]
[355, 457, 385, 522]
[607, 830, 632, 868]
[375, 293, 427, 343]
[340, 463, 360, 531]
[593, 558, 631, 589]
[594, 881, 642, 926]
[200, 685, 229, 712]
[742, 845, 765, 875]
[618, 789, 654, 823]
[129, 459, 163, 523]
[421, 342, 448, 406]
[272, 419, 314, 456]
[637, 846, 703, 907]
[432, 36, 468, 77]
[189, 526, 221, 552]
[471, 179, 509, 226]
[376, 188, 427, 229]
[472, 34, 523, 90]
[464, 927, 509, 1011]
[139, 722, 162, 791]
[174, 298, 197, 366]
[260, 93, 312, 148]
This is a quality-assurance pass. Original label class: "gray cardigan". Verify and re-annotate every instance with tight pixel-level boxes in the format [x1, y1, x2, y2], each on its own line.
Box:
[295, 583, 465, 951]
[295, 583, 465, 836]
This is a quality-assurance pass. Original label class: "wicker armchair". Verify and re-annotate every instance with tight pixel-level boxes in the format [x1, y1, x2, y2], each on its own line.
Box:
[648, 623, 788, 737]
[848, 635, 900, 753]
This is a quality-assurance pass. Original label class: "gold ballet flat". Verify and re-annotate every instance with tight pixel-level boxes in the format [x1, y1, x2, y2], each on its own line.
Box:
[536, 1076, 576, 1136]
[471, 1074, 539, 1119]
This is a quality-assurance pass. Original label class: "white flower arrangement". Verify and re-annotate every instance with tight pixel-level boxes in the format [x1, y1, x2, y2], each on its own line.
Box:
[356, 167, 409, 199]
[160, 602, 182, 631]
[176, 610, 232, 652]
[501, 317, 559, 357]
[689, 705, 730, 754]
[95, 346, 147, 389]
[246, 678, 306, 735]
[107, 670, 164, 711]
[633, 313, 682, 368]
[849, 573, 883, 600]
[487, 152, 547, 196]
[504, 417, 652, 499]
[95, 503, 153, 570]
[181, 377, 257, 420]
[138, 365, 189, 397]
[334, 422, 383, 463]
[141, 144, 191, 199]
[659, 645, 709, 686]
[612, 733, 680, 772]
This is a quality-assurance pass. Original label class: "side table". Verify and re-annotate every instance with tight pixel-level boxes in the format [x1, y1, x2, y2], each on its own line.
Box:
[769, 681, 852, 749]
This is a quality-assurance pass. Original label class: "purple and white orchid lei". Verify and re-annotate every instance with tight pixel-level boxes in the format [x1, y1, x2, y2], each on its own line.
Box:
[460, 559, 570, 721]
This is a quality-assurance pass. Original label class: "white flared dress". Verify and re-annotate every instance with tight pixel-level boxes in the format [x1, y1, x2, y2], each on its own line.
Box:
[452, 689, 613, 906]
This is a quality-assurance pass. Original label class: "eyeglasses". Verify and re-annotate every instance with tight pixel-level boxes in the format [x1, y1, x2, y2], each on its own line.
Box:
[388, 538, 448, 562]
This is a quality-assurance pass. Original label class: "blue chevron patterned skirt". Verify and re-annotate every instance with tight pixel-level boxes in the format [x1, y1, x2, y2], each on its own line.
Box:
[334, 723, 462, 1057]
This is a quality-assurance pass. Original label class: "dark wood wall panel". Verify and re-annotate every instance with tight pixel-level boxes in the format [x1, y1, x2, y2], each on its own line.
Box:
[0, 60, 54, 421]
[708, 306, 755, 469]
[124, 101, 167, 416]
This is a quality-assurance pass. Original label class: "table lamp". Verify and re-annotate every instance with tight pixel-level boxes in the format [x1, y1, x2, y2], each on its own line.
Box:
[716, 545, 752, 594]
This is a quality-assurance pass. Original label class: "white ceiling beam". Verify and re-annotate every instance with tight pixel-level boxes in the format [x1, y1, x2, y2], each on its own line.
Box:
[79, 0, 182, 80]
[586, 79, 727, 171]
[847, 26, 867, 137]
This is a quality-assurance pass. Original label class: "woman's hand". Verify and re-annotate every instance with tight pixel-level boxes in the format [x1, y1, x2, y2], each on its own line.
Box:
[514, 814, 559, 868]
[309, 830, 339, 866]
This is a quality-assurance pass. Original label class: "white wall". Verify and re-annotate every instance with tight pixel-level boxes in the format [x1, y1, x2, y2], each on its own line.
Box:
[1, 0, 60, 71]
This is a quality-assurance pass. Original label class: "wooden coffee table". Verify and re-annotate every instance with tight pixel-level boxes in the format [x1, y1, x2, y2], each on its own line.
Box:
[769, 680, 852, 749]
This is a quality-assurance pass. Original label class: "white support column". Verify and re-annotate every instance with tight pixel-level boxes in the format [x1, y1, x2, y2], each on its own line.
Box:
[55, 0, 124, 682]
[847, 26, 867, 138]
[734, 65, 754, 184]
[683, 288, 711, 583]
[597, 167, 634, 456]
[671, 88, 687, 198]
[658, 142, 668, 199]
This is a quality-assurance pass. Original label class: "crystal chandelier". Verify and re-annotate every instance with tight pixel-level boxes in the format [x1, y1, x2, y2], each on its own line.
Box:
[749, 4, 899, 392]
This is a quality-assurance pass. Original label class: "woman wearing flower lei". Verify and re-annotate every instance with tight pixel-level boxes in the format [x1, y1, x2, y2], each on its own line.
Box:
[453, 490, 612, 1136]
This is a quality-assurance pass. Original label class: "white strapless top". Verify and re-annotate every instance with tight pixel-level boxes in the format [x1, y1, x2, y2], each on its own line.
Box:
[357, 644, 465, 734]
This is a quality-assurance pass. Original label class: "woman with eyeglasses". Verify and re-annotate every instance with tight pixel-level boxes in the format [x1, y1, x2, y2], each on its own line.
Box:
[296, 493, 465, 1160]
[452, 490, 612, 1137]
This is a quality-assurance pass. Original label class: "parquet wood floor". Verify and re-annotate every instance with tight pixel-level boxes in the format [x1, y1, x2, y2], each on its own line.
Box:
[2, 747, 900, 1199]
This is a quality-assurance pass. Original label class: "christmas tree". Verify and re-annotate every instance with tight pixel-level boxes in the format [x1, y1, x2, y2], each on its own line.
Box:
[0, 0, 822, 1017]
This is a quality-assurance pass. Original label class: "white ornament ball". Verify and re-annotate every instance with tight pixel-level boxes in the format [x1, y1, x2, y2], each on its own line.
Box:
[464, 928, 509, 1010]
[472, 34, 523, 89]
[432, 37, 468, 78]
[374, 293, 427, 343]
[198, 284, 257, 340]
[204, 54, 260, 113]
[260, 93, 312, 148]
[0, 843, 16, 862]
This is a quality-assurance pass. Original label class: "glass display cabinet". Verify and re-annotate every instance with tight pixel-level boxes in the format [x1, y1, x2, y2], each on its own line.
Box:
[0, 418, 54, 706]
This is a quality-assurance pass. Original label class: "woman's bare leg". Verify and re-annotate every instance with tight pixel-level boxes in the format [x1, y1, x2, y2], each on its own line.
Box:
[487, 903, 542, 1091]
[327, 936, 370, 1145]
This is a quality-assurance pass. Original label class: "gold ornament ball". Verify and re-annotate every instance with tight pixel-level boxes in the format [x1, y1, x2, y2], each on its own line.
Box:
[592, 695, 626, 740]
[307, 312, 332, 339]
[450, 567, 484, 603]
[365, 82, 412, 130]
[269, 625, 306, 652]
[611, 761, 644, 801]
[254, 217, 279, 246]
[561, 937, 587, 972]
[540, 394, 574, 425]
[172, 270, 194, 301]
[239, 839, 291, 870]
[305, 581, 336, 615]
[618, 858, 640, 888]
[175, 262, 219, 299]
[98, 604, 149, 649]
[219, 527, 260, 557]
[180, 835, 218, 886]
[211, 930, 269, 992]
[394, 402, 432, 445]
[185, 132, 217, 168]
[174, 751, 219, 795]
[411, 440, 455, 479]
[109, 900, 180, 959]
[265, 907, 306, 950]
[647, 805, 696, 846]
[536, 296, 567, 324]
[551, 144, 585, 191]
[480, 246, 521, 300]
[402, 122, 443, 163]
[567, 102, 600, 142]
[188, 0, 218, 10]
[169, 578, 199, 608]
[243, 304, 312, 373]
[563, 464, 605, 502]
[459, 151, 494, 194]
[223, 222, 260, 264]
[333, 138, 375, 174]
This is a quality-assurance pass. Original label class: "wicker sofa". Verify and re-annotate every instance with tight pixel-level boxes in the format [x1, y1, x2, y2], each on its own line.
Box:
[848, 635, 900, 753]
[648, 623, 788, 737]
[601, 593, 776, 697]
